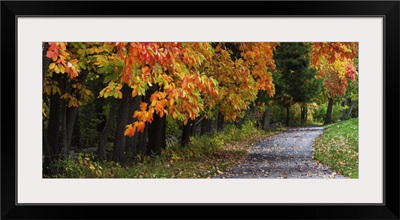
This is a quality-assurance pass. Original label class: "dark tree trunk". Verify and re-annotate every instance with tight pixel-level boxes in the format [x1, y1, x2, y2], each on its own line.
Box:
[137, 123, 149, 155]
[324, 98, 334, 125]
[113, 88, 131, 163]
[71, 110, 81, 149]
[341, 98, 348, 120]
[347, 100, 358, 119]
[47, 88, 61, 156]
[190, 118, 199, 136]
[300, 104, 307, 124]
[286, 105, 290, 127]
[217, 112, 225, 132]
[65, 70, 88, 154]
[261, 105, 273, 130]
[234, 117, 244, 129]
[60, 101, 68, 157]
[305, 106, 308, 123]
[137, 86, 154, 155]
[42, 42, 52, 169]
[125, 95, 141, 156]
[181, 119, 195, 147]
[42, 43, 50, 83]
[147, 113, 166, 155]
[97, 99, 118, 161]
[43, 121, 52, 175]
[65, 106, 78, 155]
[201, 117, 212, 135]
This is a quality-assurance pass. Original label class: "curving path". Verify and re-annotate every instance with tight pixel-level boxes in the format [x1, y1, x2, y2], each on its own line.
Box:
[213, 126, 348, 179]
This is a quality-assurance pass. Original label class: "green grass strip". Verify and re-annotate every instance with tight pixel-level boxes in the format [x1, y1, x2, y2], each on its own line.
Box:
[313, 118, 359, 178]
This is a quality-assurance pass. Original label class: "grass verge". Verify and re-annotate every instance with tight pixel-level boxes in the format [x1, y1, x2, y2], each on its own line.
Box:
[313, 118, 359, 178]
[47, 121, 283, 178]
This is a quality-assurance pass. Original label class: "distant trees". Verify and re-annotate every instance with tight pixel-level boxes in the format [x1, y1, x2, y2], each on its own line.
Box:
[273, 43, 322, 126]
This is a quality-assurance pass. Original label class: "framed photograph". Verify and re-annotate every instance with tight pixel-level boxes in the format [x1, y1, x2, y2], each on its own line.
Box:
[2, 1, 399, 219]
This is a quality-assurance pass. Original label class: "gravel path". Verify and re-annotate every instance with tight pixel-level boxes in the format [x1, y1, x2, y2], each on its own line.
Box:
[213, 126, 348, 179]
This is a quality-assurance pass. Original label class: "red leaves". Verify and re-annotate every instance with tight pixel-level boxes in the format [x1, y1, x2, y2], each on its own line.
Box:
[346, 62, 358, 80]
[46, 43, 59, 61]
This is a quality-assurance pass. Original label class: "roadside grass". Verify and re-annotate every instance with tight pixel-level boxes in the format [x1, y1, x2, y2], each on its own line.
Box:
[313, 118, 359, 178]
[48, 121, 284, 178]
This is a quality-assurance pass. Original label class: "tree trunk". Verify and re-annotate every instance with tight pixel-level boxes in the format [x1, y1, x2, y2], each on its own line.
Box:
[137, 86, 155, 155]
[341, 98, 348, 120]
[261, 105, 273, 130]
[234, 117, 244, 129]
[47, 91, 61, 156]
[42, 43, 50, 83]
[137, 123, 148, 155]
[113, 88, 131, 163]
[305, 105, 308, 123]
[125, 95, 141, 156]
[324, 98, 334, 125]
[60, 101, 68, 157]
[147, 113, 166, 155]
[347, 100, 358, 119]
[286, 105, 290, 127]
[42, 42, 52, 170]
[300, 104, 307, 124]
[65, 106, 78, 155]
[71, 110, 81, 149]
[181, 119, 195, 147]
[65, 70, 88, 154]
[42, 121, 52, 175]
[97, 99, 118, 161]
[201, 117, 212, 135]
[217, 112, 225, 132]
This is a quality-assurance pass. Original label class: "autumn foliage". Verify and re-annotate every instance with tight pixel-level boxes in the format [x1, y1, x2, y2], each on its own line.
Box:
[43, 41, 358, 151]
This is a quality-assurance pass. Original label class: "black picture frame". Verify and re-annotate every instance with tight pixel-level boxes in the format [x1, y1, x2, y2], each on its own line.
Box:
[1, 1, 399, 219]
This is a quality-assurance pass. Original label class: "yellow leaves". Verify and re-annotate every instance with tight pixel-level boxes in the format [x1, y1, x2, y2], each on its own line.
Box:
[49, 63, 56, 70]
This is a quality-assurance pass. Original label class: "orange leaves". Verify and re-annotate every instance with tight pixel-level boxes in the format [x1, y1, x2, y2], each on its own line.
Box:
[140, 102, 147, 111]
[141, 66, 151, 76]
[131, 88, 138, 97]
[124, 121, 146, 137]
